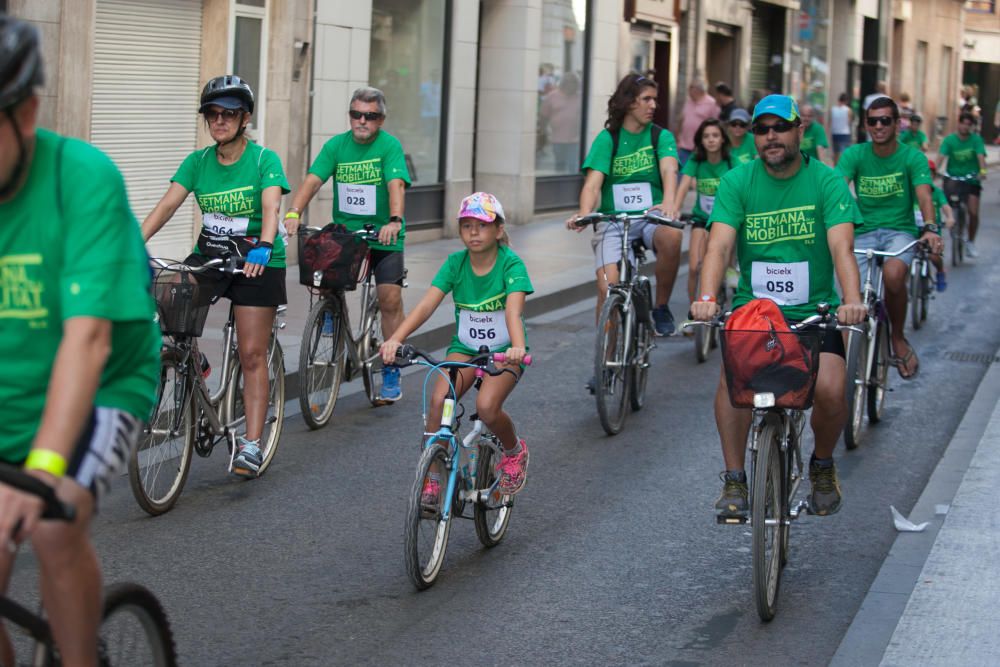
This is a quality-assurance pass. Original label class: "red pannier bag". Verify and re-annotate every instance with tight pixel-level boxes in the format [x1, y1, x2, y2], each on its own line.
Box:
[720, 298, 822, 409]
[298, 224, 369, 291]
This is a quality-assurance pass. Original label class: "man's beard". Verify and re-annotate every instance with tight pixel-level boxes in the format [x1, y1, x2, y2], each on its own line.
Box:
[761, 142, 798, 171]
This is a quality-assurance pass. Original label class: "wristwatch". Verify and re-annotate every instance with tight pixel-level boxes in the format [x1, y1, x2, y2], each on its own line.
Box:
[388, 215, 403, 223]
[921, 222, 940, 235]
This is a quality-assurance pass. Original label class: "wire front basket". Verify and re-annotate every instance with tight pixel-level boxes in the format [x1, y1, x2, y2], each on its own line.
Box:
[152, 268, 213, 338]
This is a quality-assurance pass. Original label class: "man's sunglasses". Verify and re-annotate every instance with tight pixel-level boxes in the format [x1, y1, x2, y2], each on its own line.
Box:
[729, 121, 748, 128]
[750, 119, 799, 135]
[349, 110, 384, 121]
[866, 116, 894, 127]
[203, 108, 242, 122]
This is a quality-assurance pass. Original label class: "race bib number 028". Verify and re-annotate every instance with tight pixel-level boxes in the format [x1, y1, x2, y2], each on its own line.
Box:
[458, 309, 511, 350]
[750, 261, 809, 306]
[202, 212, 249, 236]
[612, 182, 653, 212]
[337, 183, 377, 216]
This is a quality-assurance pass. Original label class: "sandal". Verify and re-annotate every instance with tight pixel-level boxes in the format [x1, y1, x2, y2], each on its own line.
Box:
[890, 339, 920, 380]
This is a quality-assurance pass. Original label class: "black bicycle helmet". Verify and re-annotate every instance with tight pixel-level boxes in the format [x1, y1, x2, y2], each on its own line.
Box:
[199, 75, 254, 114]
[0, 15, 44, 111]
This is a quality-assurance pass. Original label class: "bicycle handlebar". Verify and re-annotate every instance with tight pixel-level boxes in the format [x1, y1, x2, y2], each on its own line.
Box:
[395, 345, 532, 372]
[297, 223, 381, 244]
[682, 303, 859, 333]
[852, 238, 926, 259]
[942, 173, 981, 182]
[0, 464, 75, 522]
[150, 256, 245, 275]
[573, 210, 690, 231]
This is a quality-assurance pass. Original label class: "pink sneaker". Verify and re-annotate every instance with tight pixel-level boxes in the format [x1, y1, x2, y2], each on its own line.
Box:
[497, 440, 529, 495]
[420, 474, 441, 507]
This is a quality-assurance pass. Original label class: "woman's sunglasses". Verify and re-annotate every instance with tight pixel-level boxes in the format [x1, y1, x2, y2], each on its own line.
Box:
[866, 116, 894, 127]
[728, 121, 748, 128]
[750, 119, 799, 135]
[203, 108, 242, 122]
[349, 110, 384, 121]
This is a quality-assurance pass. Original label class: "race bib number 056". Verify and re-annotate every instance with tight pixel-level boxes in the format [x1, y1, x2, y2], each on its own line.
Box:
[612, 182, 652, 212]
[337, 183, 377, 216]
[750, 261, 809, 306]
[458, 309, 511, 350]
[202, 212, 249, 237]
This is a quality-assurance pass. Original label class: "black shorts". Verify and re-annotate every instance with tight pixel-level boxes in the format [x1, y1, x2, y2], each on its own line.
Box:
[943, 177, 982, 199]
[370, 249, 405, 286]
[786, 320, 846, 358]
[184, 253, 287, 307]
[691, 217, 708, 230]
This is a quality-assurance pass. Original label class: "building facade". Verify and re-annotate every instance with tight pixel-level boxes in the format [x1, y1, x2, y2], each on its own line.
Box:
[962, 0, 1000, 143]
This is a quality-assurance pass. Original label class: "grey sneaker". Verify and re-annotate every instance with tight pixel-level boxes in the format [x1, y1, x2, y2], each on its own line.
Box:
[232, 437, 262, 478]
[966, 241, 978, 258]
[809, 458, 842, 516]
[715, 471, 748, 517]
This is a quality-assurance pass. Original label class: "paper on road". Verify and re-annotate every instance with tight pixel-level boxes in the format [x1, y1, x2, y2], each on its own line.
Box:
[891, 505, 929, 532]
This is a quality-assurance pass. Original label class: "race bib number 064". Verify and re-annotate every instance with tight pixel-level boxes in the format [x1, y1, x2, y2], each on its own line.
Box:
[750, 261, 809, 306]
[202, 212, 250, 237]
[458, 309, 511, 350]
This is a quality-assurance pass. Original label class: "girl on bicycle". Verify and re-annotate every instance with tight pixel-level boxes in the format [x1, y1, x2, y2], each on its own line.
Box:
[671, 118, 733, 306]
[141, 75, 290, 478]
[920, 160, 954, 291]
[380, 192, 534, 500]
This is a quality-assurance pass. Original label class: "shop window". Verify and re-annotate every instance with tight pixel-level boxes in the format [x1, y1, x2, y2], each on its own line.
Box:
[230, 0, 268, 142]
[536, 0, 587, 177]
[370, 0, 447, 186]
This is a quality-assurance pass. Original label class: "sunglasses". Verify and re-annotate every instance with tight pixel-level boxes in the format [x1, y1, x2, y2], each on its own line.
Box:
[349, 110, 384, 121]
[729, 121, 748, 128]
[866, 116, 895, 127]
[203, 108, 242, 122]
[750, 119, 799, 135]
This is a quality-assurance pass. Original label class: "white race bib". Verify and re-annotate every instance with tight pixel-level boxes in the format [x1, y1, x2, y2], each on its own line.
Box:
[698, 193, 716, 215]
[337, 183, 377, 216]
[751, 261, 810, 306]
[612, 182, 652, 212]
[458, 309, 511, 350]
[202, 212, 249, 237]
[913, 208, 924, 225]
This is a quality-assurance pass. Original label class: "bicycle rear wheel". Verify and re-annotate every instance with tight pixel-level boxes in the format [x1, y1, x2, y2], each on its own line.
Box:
[473, 439, 514, 547]
[298, 299, 346, 429]
[867, 318, 890, 423]
[129, 349, 194, 516]
[98, 582, 177, 666]
[228, 338, 286, 476]
[751, 422, 785, 622]
[843, 328, 868, 450]
[405, 443, 452, 590]
[594, 292, 630, 435]
[951, 209, 965, 267]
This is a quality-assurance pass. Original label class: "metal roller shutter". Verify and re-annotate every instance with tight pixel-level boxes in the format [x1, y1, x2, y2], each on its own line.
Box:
[749, 10, 770, 93]
[91, 0, 202, 259]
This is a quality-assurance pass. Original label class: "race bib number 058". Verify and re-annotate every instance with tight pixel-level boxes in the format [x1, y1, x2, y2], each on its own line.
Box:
[337, 183, 377, 216]
[458, 309, 511, 350]
[750, 261, 809, 306]
[612, 182, 652, 212]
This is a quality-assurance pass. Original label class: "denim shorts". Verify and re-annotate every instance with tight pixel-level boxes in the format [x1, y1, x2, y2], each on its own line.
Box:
[854, 228, 916, 284]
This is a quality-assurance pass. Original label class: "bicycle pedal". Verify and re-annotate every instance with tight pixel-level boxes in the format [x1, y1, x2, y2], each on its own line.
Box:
[716, 514, 748, 525]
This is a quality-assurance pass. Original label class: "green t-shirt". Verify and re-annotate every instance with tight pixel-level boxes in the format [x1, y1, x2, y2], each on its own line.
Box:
[0, 129, 160, 461]
[730, 137, 758, 165]
[939, 132, 986, 182]
[308, 130, 412, 252]
[172, 142, 291, 267]
[899, 129, 928, 151]
[836, 141, 932, 236]
[800, 123, 829, 159]
[914, 185, 948, 226]
[709, 157, 858, 321]
[431, 246, 535, 356]
[581, 125, 678, 214]
[681, 157, 733, 224]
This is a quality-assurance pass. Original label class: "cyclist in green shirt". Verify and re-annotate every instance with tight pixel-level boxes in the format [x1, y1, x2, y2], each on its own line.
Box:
[799, 103, 830, 164]
[567, 73, 681, 342]
[837, 96, 940, 380]
[142, 75, 290, 477]
[726, 108, 757, 165]
[285, 87, 412, 403]
[899, 114, 929, 152]
[690, 95, 866, 518]
[920, 160, 953, 291]
[937, 111, 988, 258]
[0, 18, 159, 666]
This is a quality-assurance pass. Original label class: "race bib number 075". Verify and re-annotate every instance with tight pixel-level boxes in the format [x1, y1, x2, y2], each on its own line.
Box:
[612, 182, 652, 212]
[750, 261, 809, 306]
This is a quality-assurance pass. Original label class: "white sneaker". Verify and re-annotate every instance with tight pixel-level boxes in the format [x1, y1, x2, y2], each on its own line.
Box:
[966, 241, 978, 258]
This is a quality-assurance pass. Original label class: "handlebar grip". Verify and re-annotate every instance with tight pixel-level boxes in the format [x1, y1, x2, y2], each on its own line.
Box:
[492, 352, 532, 366]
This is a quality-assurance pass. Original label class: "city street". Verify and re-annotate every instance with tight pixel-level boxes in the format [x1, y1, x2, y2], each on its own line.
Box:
[8, 187, 999, 666]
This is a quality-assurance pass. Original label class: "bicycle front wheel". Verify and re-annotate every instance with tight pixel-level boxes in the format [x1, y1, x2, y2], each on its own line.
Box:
[751, 422, 785, 622]
[228, 339, 286, 476]
[693, 276, 714, 363]
[909, 265, 923, 331]
[594, 292, 630, 435]
[843, 328, 868, 450]
[473, 439, 514, 547]
[867, 318, 890, 423]
[361, 307, 385, 407]
[405, 443, 452, 590]
[98, 582, 177, 666]
[630, 319, 652, 412]
[951, 210, 964, 267]
[129, 349, 194, 516]
[298, 299, 346, 429]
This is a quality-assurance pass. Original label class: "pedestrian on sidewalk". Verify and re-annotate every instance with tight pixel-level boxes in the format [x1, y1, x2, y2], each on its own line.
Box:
[714, 82, 738, 122]
[283, 86, 412, 404]
[676, 79, 721, 167]
[829, 93, 853, 163]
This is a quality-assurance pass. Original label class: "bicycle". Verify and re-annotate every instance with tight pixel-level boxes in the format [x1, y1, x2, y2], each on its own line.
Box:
[689, 217, 729, 363]
[573, 210, 688, 435]
[296, 224, 403, 429]
[943, 173, 977, 267]
[396, 346, 532, 590]
[842, 238, 923, 450]
[0, 465, 177, 665]
[908, 240, 933, 331]
[129, 256, 287, 516]
[692, 304, 853, 621]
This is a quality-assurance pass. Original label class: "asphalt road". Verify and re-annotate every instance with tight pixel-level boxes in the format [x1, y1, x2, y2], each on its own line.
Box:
[9, 186, 1000, 666]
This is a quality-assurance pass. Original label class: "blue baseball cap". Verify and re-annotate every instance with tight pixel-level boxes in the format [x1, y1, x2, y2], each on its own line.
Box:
[751, 95, 800, 123]
[728, 108, 751, 124]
